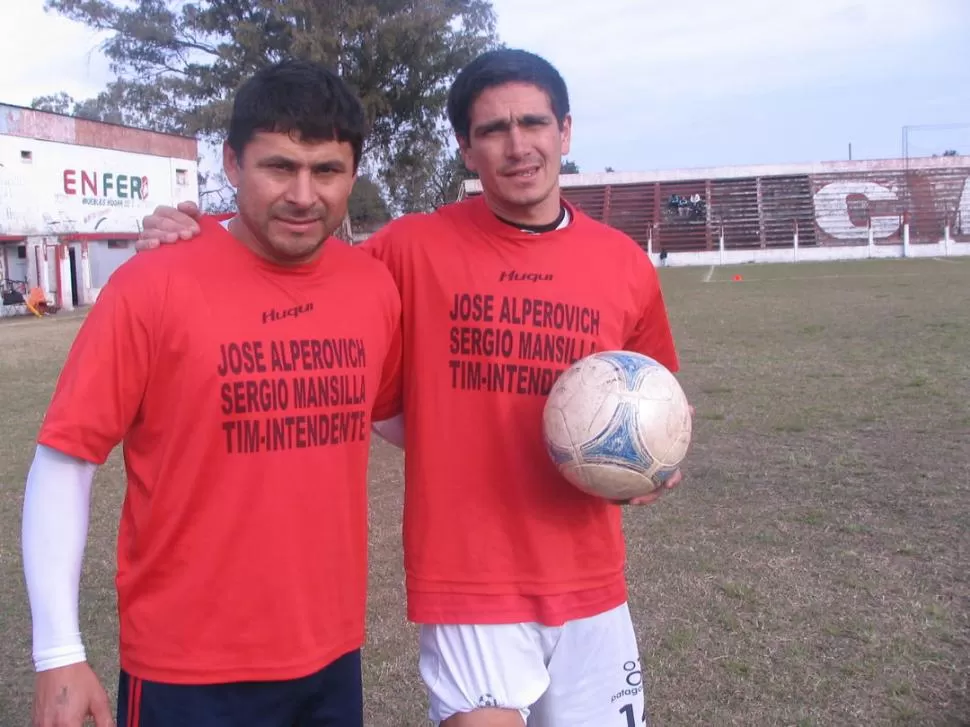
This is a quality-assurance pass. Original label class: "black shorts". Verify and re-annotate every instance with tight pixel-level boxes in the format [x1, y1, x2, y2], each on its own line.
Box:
[117, 649, 362, 727]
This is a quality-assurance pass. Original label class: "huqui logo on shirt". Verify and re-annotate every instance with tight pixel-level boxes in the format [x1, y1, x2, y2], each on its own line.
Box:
[498, 270, 553, 283]
[262, 302, 314, 324]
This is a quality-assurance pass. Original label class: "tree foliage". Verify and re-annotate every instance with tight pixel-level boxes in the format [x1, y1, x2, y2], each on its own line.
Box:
[561, 158, 580, 174]
[39, 0, 500, 201]
[382, 154, 585, 214]
[31, 91, 126, 125]
[348, 174, 391, 228]
[384, 143, 477, 212]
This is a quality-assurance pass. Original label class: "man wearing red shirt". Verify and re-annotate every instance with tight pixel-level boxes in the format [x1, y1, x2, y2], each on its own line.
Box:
[22, 60, 402, 727]
[138, 49, 686, 727]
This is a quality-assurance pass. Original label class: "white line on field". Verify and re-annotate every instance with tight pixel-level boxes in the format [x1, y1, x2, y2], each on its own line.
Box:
[932, 257, 963, 264]
[702, 266, 715, 283]
[702, 270, 963, 284]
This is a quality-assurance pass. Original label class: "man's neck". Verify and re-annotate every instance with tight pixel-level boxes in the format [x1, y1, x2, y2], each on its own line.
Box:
[227, 216, 270, 262]
[484, 193, 564, 232]
[227, 216, 323, 267]
[495, 204, 567, 234]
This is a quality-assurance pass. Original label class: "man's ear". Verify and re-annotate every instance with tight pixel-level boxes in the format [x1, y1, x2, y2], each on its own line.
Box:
[560, 114, 572, 157]
[457, 135, 477, 174]
[223, 141, 242, 188]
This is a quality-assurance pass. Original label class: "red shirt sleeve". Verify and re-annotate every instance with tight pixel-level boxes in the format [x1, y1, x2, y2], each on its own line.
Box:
[372, 309, 403, 421]
[624, 254, 680, 373]
[37, 264, 156, 464]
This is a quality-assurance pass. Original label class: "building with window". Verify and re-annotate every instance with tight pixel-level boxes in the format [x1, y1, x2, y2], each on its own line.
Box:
[0, 103, 199, 311]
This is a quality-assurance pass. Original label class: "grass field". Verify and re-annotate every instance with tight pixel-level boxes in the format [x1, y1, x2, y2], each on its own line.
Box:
[1, 256, 968, 726]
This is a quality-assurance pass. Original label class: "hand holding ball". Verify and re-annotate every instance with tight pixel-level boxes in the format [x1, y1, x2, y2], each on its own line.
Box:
[542, 351, 692, 502]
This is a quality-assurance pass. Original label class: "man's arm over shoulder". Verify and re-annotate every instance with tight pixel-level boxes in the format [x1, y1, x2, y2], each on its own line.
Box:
[624, 245, 679, 373]
[39, 258, 159, 464]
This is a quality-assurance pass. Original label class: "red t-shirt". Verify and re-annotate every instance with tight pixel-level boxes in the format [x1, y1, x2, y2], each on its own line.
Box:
[37, 216, 402, 684]
[363, 196, 678, 626]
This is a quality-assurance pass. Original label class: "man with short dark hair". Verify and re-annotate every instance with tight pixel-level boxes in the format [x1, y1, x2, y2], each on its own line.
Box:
[367, 49, 682, 727]
[22, 59, 402, 727]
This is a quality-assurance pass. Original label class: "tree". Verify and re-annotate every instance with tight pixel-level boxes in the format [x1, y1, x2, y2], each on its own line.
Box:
[383, 141, 478, 213]
[943, 149, 958, 157]
[561, 159, 580, 174]
[31, 91, 126, 125]
[30, 92, 74, 116]
[42, 0, 500, 194]
[348, 175, 391, 228]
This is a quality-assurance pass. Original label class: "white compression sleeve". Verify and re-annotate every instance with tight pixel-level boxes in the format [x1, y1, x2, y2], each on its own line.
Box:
[22, 444, 96, 671]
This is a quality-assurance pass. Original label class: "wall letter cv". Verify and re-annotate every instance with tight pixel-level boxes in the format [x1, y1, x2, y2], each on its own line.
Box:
[814, 181, 900, 240]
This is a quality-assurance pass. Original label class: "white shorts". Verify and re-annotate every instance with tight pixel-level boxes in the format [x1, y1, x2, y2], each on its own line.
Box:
[418, 602, 647, 726]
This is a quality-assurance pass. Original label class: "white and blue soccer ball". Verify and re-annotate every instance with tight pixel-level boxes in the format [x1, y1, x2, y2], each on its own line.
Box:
[542, 351, 692, 501]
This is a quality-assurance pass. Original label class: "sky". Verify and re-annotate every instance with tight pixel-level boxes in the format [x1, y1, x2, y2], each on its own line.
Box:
[1, 0, 968, 176]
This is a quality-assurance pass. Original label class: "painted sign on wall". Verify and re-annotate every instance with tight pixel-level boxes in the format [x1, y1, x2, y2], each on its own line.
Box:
[63, 168, 150, 204]
[0, 134, 197, 236]
[811, 171, 970, 243]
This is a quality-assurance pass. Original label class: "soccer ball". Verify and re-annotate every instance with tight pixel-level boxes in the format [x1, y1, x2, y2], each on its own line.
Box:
[542, 351, 692, 501]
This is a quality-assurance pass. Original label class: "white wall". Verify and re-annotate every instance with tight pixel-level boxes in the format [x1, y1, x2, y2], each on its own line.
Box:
[88, 241, 136, 289]
[0, 135, 198, 236]
[651, 228, 970, 269]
